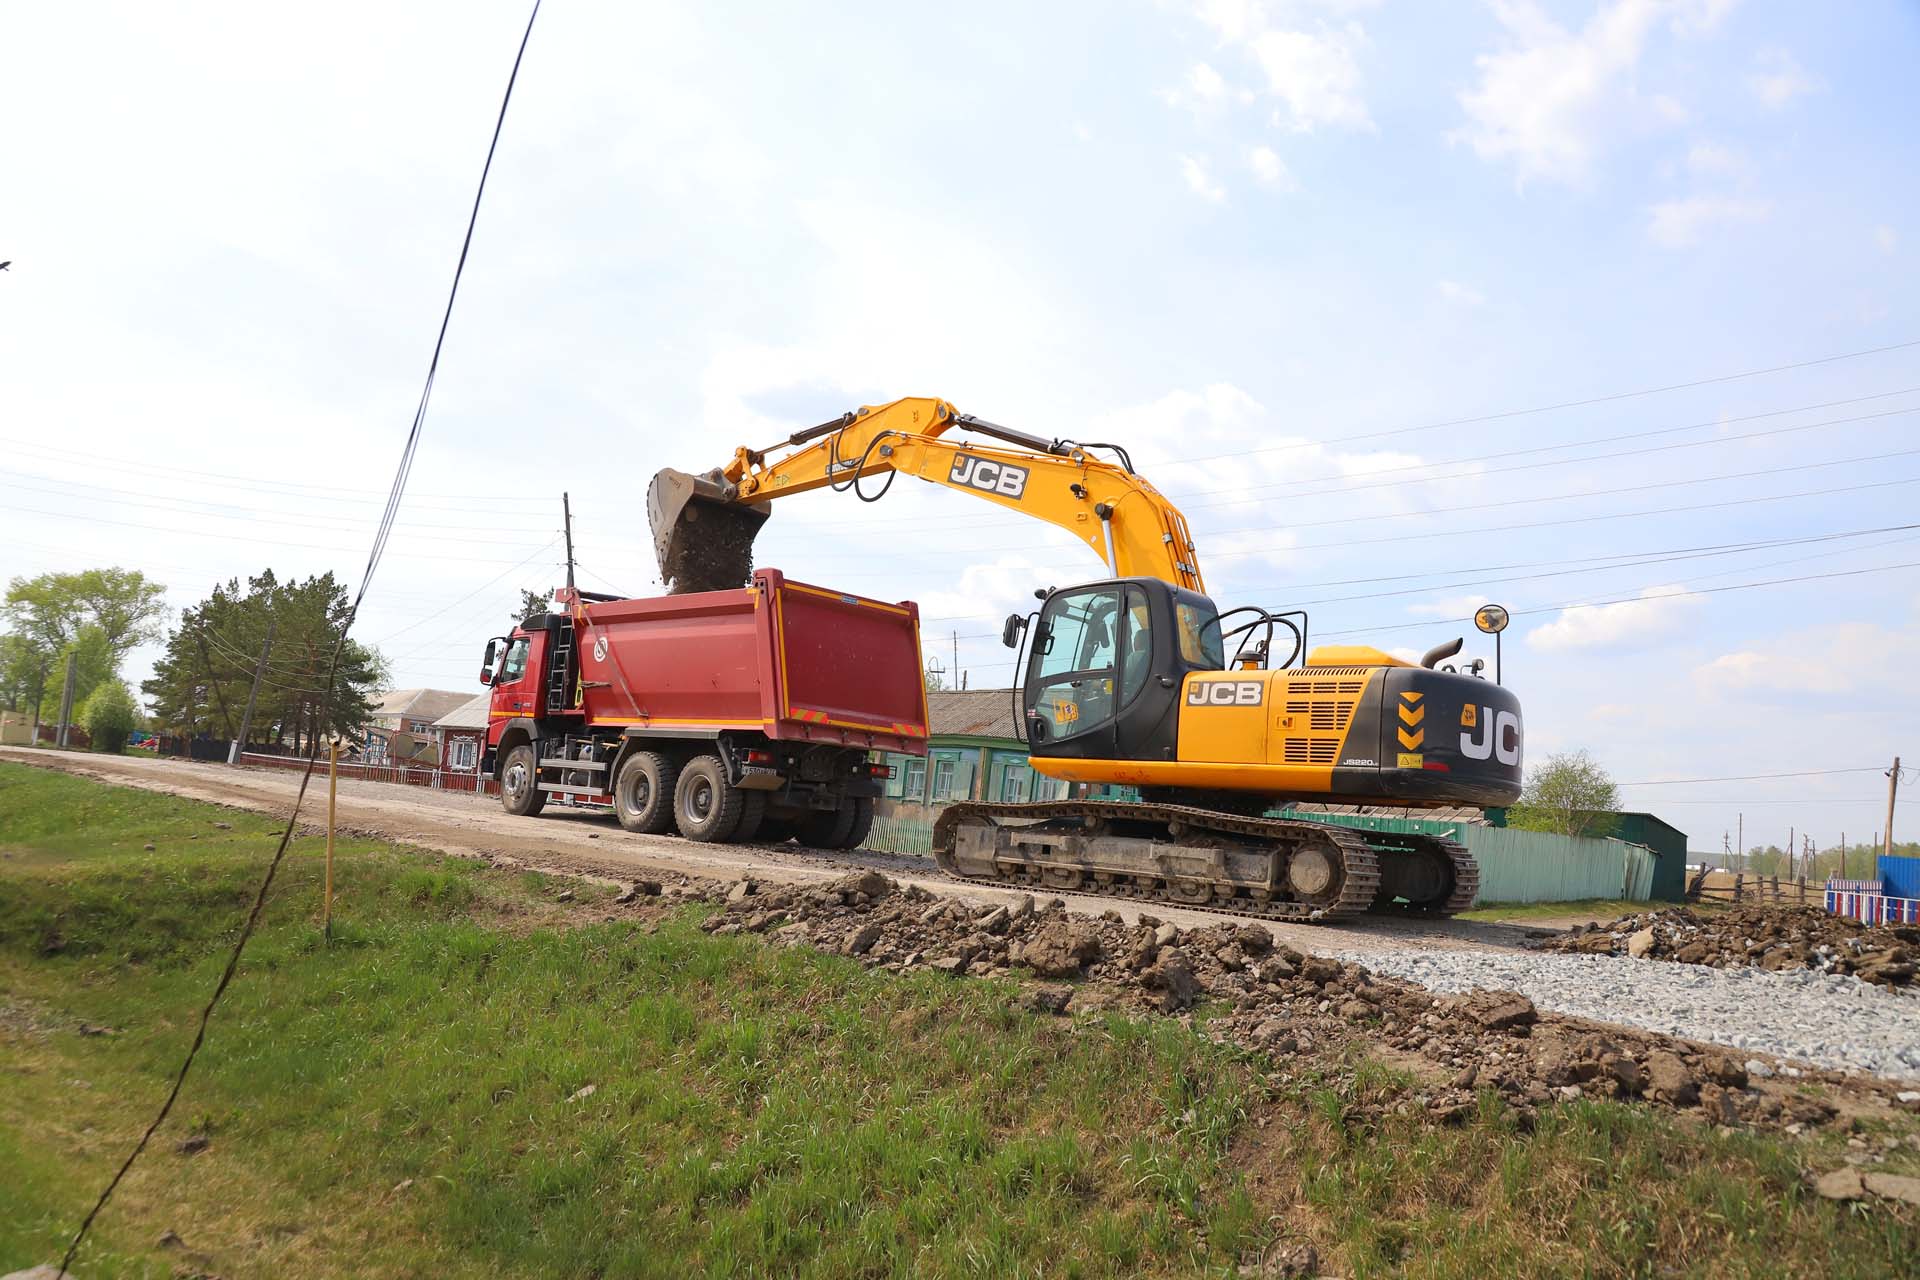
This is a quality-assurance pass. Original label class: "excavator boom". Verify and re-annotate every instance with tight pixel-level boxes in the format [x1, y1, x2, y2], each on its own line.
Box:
[648, 396, 1203, 594]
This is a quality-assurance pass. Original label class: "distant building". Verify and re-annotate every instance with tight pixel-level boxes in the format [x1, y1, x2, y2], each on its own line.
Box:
[431, 692, 492, 774]
[363, 688, 472, 766]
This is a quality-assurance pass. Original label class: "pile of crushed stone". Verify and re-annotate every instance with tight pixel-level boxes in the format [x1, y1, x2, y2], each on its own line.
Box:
[631, 870, 1920, 1138]
[1542, 904, 1918, 989]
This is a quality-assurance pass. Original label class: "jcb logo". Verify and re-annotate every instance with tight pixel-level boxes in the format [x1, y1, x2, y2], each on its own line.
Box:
[1460, 706, 1521, 767]
[949, 455, 1029, 499]
[1186, 680, 1264, 707]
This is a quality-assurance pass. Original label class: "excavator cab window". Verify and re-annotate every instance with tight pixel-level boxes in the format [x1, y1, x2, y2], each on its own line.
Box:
[1175, 599, 1224, 669]
[1028, 586, 1120, 740]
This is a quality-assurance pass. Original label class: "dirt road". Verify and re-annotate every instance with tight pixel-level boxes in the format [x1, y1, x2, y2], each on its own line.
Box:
[0, 746, 1539, 959]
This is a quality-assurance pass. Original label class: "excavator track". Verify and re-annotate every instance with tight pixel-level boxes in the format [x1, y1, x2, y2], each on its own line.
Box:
[931, 800, 1475, 922]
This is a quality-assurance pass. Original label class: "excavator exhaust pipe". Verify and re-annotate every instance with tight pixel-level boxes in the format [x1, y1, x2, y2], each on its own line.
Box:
[647, 468, 772, 594]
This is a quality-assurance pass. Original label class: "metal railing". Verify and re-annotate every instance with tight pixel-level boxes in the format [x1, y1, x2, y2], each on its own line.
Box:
[237, 751, 499, 795]
[1825, 883, 1920, 926]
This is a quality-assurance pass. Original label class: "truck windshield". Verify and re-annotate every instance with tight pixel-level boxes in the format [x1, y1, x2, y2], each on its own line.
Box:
[502, 637, 530, 681]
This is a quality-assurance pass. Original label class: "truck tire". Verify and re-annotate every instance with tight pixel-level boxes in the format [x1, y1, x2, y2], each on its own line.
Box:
[674, 754, 745, 842]
[500, 744, 547, 817]
[731, 791, 768, 843]
[613, 751, 678, 834]
[796, 803, 856, 849]
[837, 797, 875, 850]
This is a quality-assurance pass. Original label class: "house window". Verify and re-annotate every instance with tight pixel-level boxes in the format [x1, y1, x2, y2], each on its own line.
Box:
[931, 758, 956, 801]
[903, 757, 927, 801]
[448, 737, 479, 771]
[1000, 763, 1030, 803]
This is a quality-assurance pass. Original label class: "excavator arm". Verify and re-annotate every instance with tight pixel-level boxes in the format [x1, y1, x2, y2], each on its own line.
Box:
[648, 396, 1205, 594]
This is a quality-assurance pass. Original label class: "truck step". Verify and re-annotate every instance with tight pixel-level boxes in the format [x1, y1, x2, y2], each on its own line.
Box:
[537, 781, 609, 795]
[539, 758, 606, 771]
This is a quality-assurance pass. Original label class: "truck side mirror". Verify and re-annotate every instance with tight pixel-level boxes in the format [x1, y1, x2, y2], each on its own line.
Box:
[479, 638, 499, 685]
[1001, 614, 1028, 649]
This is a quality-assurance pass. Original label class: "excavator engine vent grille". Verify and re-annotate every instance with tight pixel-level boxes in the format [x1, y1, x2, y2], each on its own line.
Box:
[1283, 739, 1341, 764]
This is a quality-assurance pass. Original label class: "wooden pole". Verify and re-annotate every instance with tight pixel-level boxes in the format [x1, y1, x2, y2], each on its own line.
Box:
[229, 620, 275, 765]
[325, 737, 338, 940]
[1885, 757, 1901, 868]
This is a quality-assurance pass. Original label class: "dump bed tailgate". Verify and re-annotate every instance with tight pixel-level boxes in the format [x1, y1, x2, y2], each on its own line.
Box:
[764, 571, 928, 752]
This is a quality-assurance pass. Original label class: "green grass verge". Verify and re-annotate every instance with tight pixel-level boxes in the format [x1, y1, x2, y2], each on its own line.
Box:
[1, 761, 1913, 1278]
[1457, 898, 1681, 924]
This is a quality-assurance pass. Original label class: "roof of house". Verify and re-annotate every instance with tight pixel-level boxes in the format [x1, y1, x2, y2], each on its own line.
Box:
[372, 688, 474, 724]
[432, 692, 493, 732]
[927, 688, 1021, 741]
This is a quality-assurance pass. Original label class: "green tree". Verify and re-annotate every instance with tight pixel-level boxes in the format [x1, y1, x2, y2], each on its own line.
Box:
[143, 571, 388, 750]
[2, 567, 167, 718]
[81, 680, 137, 753]
[1506, 749, 1621, 838]
[514, 588, 551, 625]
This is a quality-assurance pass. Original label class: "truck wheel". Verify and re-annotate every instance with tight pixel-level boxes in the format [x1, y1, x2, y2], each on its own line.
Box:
[796, 803, 856, 849]
[731, 791, 767, 843]
[837, 797, 875, 850]
[500, 744, 547, 817]
[613, 751, 678, 834]
[674, 754, 744, 842]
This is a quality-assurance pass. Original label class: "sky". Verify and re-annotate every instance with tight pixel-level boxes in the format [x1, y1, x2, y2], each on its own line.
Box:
[3, 0, 1917, 856]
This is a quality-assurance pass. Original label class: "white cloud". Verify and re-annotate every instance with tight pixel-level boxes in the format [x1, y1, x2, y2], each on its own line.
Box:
[1525, 583, 1696, 651]
[1173, 2, 1376, 134]
[1749, 47, 1815, 109]
[1247, 144, 1292, 187]
[1247, 24, 1373, 133]
[1697, 622, 1920, 696]
[1452, 0, 1740, 187]
[1408, 591, 1492, 618]
[1875, 225, 1898, 255]
[1180, 153, 1228, 202]
[1437, 279, 1486, 306]
[1646, 194, 1769, 247]
[1160, 61, 1234, 115]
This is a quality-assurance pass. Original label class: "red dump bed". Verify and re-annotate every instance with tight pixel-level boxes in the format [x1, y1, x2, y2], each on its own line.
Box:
[573, 569, 929, 754]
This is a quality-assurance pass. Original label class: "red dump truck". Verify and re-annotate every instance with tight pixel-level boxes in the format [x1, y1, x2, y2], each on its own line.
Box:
[479, 569, 928, 848]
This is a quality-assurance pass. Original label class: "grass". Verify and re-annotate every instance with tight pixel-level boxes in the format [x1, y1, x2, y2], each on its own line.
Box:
[1, 760, 1915, 1279]
[1458, 898, 1674, 924]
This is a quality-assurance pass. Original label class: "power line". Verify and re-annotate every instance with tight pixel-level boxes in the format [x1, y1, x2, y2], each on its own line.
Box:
[1173, 336, 1920, 464]
[1312, 557, 1920, 639]
[1618, 767, 1891, 786]
[58, 5, 544, 1269]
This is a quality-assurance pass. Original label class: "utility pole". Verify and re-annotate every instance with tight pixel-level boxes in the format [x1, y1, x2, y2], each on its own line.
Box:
[1788, 826, 1794, 880]
[1737, 812, 1743, 873]
[1885, 757, 1901, 867]
[54, 653, 77, 748]
[952, 632, 959, 688]
[1841, 831, 1847, 880]
[562, 492, 576, 597]
[229, 621, 275, 765]
[29, 658, 47, 744]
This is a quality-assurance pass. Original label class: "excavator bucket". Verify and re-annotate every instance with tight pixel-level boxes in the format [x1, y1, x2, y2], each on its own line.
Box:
[647, 468, 772, 594]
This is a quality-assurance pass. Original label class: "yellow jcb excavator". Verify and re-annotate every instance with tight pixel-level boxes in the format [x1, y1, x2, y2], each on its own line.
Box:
[648, 396, 1523, 919]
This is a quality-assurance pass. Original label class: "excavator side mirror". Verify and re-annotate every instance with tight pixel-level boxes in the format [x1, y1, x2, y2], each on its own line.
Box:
[1001, 614, 1029, 649]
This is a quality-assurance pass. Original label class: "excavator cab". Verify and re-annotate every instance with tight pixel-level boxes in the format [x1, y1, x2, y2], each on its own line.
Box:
[1018, 578, 1221, 765]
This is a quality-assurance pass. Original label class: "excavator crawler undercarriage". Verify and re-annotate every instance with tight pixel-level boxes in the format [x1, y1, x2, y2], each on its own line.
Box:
[932, 800, 1478, 921]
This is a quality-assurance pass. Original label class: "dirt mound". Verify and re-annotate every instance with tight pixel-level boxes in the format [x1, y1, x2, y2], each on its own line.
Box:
[1543, 905, 1918, 989]
[679, 874, 1915, 1135]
